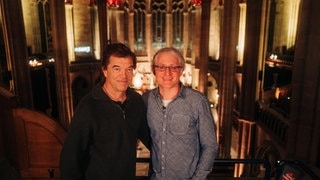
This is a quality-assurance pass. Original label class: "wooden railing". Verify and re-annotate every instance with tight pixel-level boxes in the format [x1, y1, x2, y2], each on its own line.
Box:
[256, 104, 289, 145]
[1, 87, 67, 179]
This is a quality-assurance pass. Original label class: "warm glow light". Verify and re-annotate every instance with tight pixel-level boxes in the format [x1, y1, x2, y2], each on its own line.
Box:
[192, 68, 200, 90]
[107, 0, 121, 7]
[65, 0, 72, 4]
[183, 64, 193, 86]
[269, 54, 278, 60]
[275, 87, 280, 99]
[149, 75, 156, 89]
[133, 72, 143, 89]
[29, 59, 43, 67]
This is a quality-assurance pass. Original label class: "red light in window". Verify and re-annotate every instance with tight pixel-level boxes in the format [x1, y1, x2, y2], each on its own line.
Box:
[193, 0, 202, 6]
[107, 0, 121, 7]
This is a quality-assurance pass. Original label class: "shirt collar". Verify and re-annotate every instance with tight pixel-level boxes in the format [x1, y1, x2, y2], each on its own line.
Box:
[152, 82, 186, 100]
[91, 82, 133, 102]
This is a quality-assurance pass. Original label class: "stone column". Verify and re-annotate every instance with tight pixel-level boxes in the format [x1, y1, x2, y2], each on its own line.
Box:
[240, 0, 264, 120]
[65, 3, 75, 62]
[128, 12, 135, 51]
[237, 2, 246, 65]
[116, 10, 125, 43]
[108, 7, 118, 43]
[218, 0, 238, 158]
[92, 4, 100, 60]
[166, 13, 172, 47]
[183, 12, 189, 58]
[97, 0, 107, 51]
[198, 0, 212, 94]
[0, 0, 33, 108]
[49, 0, 73, 127]
[288, 0, 320, 164]
[145, 0, 152, 58]
[146, 13, 152, 59]
[192, 6, 201, 66]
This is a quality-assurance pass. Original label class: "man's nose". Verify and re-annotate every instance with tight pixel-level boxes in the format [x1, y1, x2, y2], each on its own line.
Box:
[164, 67, 172, 75]
[119, 69, 127, 77]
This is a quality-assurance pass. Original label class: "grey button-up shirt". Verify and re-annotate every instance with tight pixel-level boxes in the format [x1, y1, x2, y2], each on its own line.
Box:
[143, 84, 218, 180]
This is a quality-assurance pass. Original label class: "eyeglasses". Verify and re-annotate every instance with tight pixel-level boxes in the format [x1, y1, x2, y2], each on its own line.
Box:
[154, 65, 182, 72]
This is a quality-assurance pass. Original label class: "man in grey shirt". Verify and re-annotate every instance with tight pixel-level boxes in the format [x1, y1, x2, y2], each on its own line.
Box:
[143, 47, 218, 179]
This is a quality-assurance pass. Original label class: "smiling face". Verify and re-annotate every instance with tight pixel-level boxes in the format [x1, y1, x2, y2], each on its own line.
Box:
[103, 55, 134, 94]
[153, 52, 184, 90]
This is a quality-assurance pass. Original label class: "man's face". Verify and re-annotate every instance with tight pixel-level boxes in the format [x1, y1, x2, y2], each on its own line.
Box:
[154, 52, 183, 89]
[103, 55, 134, 93]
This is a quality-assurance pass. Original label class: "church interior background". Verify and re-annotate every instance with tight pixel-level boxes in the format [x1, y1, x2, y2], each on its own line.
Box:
[0, 0, 319, 179]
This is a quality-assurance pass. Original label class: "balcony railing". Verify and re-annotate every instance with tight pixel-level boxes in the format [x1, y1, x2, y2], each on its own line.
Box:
[136, 158, 320, 179]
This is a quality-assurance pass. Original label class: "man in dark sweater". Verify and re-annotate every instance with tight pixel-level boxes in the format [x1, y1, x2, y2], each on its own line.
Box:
[60, 43, 150, 179]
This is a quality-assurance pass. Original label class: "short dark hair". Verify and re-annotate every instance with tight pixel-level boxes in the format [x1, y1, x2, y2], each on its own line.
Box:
[98, 43, 137, 84]
[101, 43, 137, 69]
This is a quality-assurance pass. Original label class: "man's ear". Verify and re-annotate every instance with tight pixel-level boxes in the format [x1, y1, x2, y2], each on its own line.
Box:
[179, 68, 184, 75]
[151, 66, 155, 75]
[102, 69, 108, 78]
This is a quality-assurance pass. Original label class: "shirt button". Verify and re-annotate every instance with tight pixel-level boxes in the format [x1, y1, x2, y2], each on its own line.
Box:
[164, 115, 167, 118]
[162, 155, 164, 158]
[162, 167, 165, 170]
[163, 128, 166, 131]
[162, 141, 165, 145]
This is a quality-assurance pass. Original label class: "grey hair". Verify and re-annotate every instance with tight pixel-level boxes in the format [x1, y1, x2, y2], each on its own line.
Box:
[151, 47, 185, 69]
